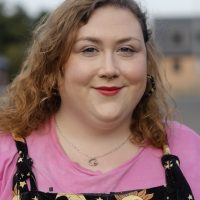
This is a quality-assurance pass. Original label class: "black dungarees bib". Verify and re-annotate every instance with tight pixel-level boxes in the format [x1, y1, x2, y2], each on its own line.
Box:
[12, 137, 195, 200]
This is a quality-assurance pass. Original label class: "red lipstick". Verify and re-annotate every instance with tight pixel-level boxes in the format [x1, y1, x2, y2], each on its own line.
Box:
[94, 86, 123, 96]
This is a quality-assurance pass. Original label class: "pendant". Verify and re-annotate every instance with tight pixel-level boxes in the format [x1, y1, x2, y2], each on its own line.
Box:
[88, 158, 98, 166]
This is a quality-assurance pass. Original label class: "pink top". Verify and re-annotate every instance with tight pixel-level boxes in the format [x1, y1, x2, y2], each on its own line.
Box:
[0, 119, 200, 199]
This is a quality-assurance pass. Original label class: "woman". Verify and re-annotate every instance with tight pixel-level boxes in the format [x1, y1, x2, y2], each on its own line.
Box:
[0, 0, 199, 199]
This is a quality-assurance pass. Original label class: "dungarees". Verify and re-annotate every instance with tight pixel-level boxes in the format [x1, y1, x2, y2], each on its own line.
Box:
[12, 137, 195, 200]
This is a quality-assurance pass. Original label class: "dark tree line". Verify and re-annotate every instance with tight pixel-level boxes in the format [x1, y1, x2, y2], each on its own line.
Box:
[0, 3, 47, 79]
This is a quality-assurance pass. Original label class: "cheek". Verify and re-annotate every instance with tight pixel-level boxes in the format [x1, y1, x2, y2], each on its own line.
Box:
[124, 60, 147, 83]
[63, 60, 95, 86]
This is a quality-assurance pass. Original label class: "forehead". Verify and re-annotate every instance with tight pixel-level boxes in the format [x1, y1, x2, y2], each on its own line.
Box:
[76, 6, 143, 41]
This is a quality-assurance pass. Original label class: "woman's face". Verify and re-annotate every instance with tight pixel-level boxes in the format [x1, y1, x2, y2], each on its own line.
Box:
[58, 6, 147, 127]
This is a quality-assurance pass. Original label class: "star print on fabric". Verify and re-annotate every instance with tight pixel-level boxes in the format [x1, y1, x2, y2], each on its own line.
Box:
[18, 157, 23, 163]
[96, 197, 104, 200]
[12, 194, 20, 200]
[19, 181, 26, 188]
[32, 196, 39, 200]
[188, 194, 193, 200]
[176, 160, 180, 166]
[164, 161, 173, 169]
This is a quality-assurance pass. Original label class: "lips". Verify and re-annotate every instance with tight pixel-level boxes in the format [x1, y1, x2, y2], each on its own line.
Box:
[94, 86, 124, 96]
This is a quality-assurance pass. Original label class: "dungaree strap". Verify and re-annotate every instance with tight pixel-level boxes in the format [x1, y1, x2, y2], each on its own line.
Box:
[162, 151, 195, 199]
[11, 137, 195, 200]
[12, 136, 37, 196]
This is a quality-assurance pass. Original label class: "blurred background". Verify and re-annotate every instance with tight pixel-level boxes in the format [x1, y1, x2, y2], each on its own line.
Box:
[0, 0, 199, 133]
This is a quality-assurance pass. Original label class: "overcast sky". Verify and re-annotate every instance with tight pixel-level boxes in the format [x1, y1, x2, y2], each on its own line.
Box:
[1, 0, 200, 18]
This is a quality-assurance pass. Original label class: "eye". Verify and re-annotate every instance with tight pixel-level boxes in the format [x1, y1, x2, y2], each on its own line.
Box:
[81, 47, 99, 56]
[117, 47, 135, 57]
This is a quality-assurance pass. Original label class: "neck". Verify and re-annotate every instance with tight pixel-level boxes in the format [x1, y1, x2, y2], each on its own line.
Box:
[55, 109, 132, 150]
[54, 109, 140, 172]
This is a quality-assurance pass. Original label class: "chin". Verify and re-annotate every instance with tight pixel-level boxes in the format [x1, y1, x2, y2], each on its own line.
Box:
[94, 111, 125, 125]
[98, 115, 120, 122]
[89, 105, 130, 127]
[94, 118, 123, 131]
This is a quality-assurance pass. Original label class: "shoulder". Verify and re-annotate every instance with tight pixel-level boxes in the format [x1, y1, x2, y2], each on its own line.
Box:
[166, 121, 200, 154]
[166, 121, 200, 169]
[0, 132, 16, 155]
[0, 131, 17, 164]
[0, 132, 18, 194]
[166, 121, 200, 198]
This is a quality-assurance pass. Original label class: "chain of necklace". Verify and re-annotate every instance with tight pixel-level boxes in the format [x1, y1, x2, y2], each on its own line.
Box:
[55, 120, 131, 167]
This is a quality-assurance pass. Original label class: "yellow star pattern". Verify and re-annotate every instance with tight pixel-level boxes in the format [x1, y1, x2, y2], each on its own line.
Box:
[32, 196, 39, 200]
[19, 181, 26, 188]
[12, 194, 20, 200]
[176, 160, 180, 166]
[164, 161, 173, 169]
[18, 158, 23, 163]
[96, 198, 104, 200]
[188, 194, 193, 200]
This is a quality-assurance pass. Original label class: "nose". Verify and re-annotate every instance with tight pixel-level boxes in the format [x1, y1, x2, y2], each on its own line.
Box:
[98, 53, 120, 80]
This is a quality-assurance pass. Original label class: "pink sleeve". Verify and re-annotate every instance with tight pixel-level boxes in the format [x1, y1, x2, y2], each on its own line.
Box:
[0, 133, 18, 199]
[167, 121, 200, 199]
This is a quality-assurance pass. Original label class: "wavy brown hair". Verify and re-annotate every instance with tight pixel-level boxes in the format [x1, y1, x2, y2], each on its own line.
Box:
[0, 0, 172, 148]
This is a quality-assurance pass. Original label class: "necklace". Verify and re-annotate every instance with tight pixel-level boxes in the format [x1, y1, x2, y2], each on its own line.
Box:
[56, 120, 131, 167]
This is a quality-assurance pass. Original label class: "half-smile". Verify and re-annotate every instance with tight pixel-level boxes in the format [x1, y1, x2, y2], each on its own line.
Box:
[93, 86, 125, 96]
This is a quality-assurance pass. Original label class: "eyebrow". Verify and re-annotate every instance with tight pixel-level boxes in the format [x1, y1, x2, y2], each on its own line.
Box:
[75, 36, 141, 44]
